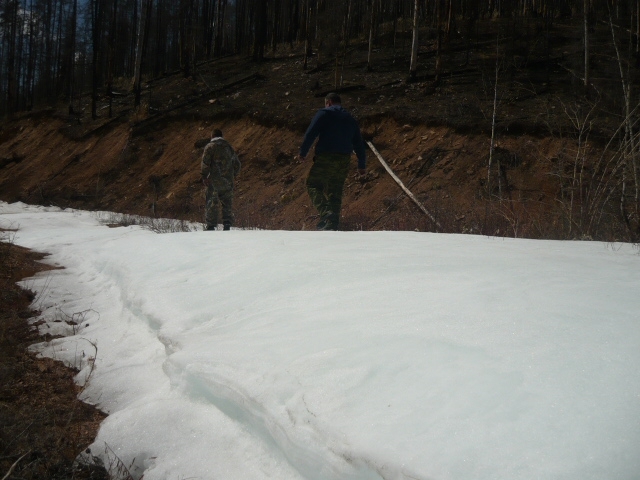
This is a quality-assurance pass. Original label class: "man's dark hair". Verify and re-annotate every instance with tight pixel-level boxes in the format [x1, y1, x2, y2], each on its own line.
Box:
[212, 128, 223, 138]
[325, 93, 341, 104]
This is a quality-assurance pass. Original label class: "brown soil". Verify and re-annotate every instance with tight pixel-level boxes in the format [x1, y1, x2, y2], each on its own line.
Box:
[0, 235, 108, 479]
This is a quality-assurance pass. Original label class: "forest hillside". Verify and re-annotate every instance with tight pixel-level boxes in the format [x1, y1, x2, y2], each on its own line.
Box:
[1, 2, 639, 241]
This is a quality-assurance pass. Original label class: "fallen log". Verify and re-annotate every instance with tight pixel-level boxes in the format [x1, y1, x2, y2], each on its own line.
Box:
[366, 141, 442, 231]
[132, 73, 261, 131]
[314, 85, 367, 98]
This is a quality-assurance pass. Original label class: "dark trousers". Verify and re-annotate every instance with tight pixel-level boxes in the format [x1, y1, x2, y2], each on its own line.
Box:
[205, 186, 234, 229]
[306, 153, 351, 229]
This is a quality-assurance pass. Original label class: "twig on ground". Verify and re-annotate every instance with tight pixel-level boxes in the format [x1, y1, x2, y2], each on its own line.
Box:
[2, 451, 31, 480]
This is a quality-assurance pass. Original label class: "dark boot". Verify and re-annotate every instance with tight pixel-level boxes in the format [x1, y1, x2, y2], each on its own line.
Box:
[317, 212, 338, 231]
[223, 221, 231, 231]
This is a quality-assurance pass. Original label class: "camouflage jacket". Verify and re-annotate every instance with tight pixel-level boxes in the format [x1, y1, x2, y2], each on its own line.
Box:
[201, 137, 241, 190]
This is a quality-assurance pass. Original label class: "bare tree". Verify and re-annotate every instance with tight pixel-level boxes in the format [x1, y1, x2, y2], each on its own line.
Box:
[91, 0, 105, 119]
[107, 0, 118, 117]
[434, 0, 445, 86]
[487, 35, 501, 197]
[367, 0, 378, 71]
[253, 0, 268, 60]
[303, 0, 313, 69]
[584, 0, 590, 89]
[179, 0, 196, 76]
[133, 0, 152, 106]
[409, 0, 419, 78]
[608, 7, 639, 239]
[560, 101, 597, 237]
[214, 0, 227, 57]
[67, 0, 78, 113]
[4, 0, 20, 118]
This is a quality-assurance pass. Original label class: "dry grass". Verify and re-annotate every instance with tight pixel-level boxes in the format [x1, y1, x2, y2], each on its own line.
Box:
[0, 233, 108, 479]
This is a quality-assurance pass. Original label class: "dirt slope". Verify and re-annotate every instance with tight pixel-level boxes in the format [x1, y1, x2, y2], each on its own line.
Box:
[0, 110, 567, 236]
[0, 18, 634, 239]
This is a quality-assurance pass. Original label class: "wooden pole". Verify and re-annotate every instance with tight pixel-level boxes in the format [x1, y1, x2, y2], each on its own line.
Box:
[366, 141, 442, 231]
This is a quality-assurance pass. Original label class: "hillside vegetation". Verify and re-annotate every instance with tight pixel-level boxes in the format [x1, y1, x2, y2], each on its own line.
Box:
[1, 14, 639, 241]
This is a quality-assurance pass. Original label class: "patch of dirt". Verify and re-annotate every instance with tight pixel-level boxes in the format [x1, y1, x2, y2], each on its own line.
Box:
[0, 235, 108, 479]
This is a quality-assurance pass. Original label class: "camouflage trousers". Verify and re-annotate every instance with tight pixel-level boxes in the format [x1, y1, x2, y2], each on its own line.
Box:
[306, 153, 351, 230]
[204, 185, 234, 230]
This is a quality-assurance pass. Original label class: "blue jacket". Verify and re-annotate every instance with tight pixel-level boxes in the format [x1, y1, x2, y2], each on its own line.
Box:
[299, 105, 367, 169]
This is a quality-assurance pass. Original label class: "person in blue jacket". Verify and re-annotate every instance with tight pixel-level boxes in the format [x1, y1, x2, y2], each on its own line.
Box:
[297, 93, 367, 230]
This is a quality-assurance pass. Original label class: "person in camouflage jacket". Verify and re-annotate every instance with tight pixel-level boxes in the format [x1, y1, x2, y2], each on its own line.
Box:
[201, 129, 241, 230]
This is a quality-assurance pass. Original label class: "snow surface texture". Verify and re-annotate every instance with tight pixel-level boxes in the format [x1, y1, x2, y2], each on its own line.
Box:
[2, 201, 639, 480]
